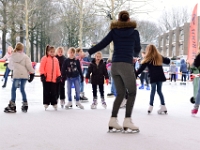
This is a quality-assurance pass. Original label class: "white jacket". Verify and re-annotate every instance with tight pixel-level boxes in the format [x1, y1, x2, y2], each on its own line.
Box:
[8, 52, 34, 79]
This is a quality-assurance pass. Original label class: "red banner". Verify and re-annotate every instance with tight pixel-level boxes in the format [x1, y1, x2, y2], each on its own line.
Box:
[188, 4, 198, 65]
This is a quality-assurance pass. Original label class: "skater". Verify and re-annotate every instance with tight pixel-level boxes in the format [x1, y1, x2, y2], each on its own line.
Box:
[106, 59, 116, 97]
[138, 51, 150, 90]
[39, 45, 61, 111]
[136, 44, 170, 114]
[4, 42, 35, 113]
[61, 47, 84, 109]
[180, 59, 188, 85]
[85, 51, 109, 109]
[191, 44, 200, 115]
[55, 47, 66, 108]
[169, 62, 177, 84]
[0, 46, 13, 88]
[76, 48, 90, 102]
[83, 10, 141, 132]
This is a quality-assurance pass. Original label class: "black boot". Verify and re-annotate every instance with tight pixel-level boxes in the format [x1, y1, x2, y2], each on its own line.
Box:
[21, 102, 28, 113]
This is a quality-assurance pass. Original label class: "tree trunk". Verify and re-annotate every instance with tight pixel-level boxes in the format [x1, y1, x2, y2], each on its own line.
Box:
[25, 0, 30, 56]
[2, 1, 7, 56]
[30, 29, 34, 61]
[78, 0, 83, 48]
[36, 28, 39, 62]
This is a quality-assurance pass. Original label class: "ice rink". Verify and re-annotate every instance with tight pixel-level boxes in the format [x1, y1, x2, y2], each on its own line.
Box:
[0, 78, 199, 150]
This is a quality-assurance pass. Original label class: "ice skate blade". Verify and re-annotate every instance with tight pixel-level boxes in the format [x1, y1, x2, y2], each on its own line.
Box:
[65, 105, 73, 109]
[123, 128, 140, 133]
[76, 105, 84, 109]
[4, 110, 16, 113]
[107, 127, 122, 133]
[80, 100, 89, 103]
[157, 111, 168, 115]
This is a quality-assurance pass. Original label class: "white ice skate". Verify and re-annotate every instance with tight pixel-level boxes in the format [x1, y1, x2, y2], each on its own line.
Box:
[76, 101, 84, 109]
[108, 117, 122, 132]
[123, 118, 139, 133]
[60, 100, 65, 108]
[148, 105, 153, 114]
[157, 105, 167, 114]
[53, 104, 57, 111]
[91, 100, 98, 109]
[102, 101, 107, 109]
[44, 104, 49, 111]
[65, 101, 73, 109]
[120, 98, 127, 108]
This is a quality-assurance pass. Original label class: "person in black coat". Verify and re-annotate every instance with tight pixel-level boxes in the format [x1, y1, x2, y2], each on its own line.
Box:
[55, 47, 66, 108]
[86, 52, 109, 109]
[136, 44, 170, 114]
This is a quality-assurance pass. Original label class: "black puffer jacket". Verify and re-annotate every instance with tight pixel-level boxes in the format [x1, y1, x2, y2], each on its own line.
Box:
[136, 56, 170, 83]
[86, 59, 109, 85]
[194, 53, 200, 68]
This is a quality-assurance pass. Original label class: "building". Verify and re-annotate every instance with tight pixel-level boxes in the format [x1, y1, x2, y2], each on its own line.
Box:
[157, 16, 200, 58]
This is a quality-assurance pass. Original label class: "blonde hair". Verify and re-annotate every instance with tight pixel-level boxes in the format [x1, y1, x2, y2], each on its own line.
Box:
[14, 42, 24, 52]
[95, 51, 102, 57]
[76, 47, 82, 54]
[56, 47, 64, 55]
[68, 47, 76, 54]
[142, 44, 163, 66]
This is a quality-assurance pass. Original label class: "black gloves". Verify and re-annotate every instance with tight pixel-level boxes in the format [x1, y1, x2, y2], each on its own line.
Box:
[28, 73, 35, 83]
[81, 75, 84, 83]
[4, 63, 8, 67]
[40, 74, 46, 82]
[56, 76, 62, 83]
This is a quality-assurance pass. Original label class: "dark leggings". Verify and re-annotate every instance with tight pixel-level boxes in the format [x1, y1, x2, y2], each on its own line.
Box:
[181, 72, 187, 82]
[170, 74, 176, 82]
[140, 72, 149, 86]
[92, 84, 104, 98]
[42, 82, 57, 105]
[111, 62, 136, 118]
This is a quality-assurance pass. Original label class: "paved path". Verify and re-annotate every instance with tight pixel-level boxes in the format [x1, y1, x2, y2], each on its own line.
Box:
[0, 78, 199, 150]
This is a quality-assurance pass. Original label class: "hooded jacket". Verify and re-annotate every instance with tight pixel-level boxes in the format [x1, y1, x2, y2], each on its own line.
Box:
[88, 21, 141, 64]
[8, 52, 34, 79]
[56, 55, 66, 71]
[169, 64, 177, 74]
[86, 59, 109, 85]
[180, 59, 188, 73]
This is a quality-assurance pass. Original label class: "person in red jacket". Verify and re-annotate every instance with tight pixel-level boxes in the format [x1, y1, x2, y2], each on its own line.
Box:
[39, 45, 61, 111]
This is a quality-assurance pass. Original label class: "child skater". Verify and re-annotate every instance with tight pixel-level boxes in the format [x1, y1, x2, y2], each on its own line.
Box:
[4, 42, 35, 113]
[76, 48, 91, 101]
[169, 61, 177, 84]
[39, 45, 61, 111]
[55, 47, 66, 108]
[136, 44, 170, 114]
[0, 46, 13, 88]
[61, 47, 84, 109]
[85, 51, 109, 109]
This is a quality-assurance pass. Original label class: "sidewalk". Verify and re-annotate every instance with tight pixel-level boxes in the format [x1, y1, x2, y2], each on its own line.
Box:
[0, 78, 199, 150]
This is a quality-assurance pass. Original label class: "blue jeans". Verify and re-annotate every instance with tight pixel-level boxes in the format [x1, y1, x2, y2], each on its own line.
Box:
[11, 79, 27, 102]
[67, 77, 80, 101]
[150, 82, 165, 106]
[111, 77, 117, 96]
[3, 66, 11, 85]
[79, 76, 84, 93]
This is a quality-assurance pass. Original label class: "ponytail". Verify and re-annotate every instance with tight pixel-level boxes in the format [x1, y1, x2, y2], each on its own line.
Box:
[45, 45, 50, 56]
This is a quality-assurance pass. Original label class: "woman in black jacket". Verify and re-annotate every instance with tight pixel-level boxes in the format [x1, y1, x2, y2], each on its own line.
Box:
[84, 11, 141, 132]
[86, 52, 109, 109]
[137, 44, 170, 114]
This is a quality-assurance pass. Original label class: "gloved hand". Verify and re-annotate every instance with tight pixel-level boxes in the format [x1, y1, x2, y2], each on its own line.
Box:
[81, 76, 84, 83]
[105, 79, 109, 85]
[40, 74, 46, 82]
[85, 78, 89, 84]
[3, 63, 8, 67]
[56, 76, 62, 83]
[28, 73, 35, 83]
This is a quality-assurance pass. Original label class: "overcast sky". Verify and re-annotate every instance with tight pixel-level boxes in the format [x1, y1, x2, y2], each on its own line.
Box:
[136, 0, 199, 22]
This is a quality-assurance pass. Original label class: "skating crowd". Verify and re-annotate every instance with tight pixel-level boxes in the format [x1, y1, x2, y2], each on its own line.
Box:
[1, 10, 200, 132]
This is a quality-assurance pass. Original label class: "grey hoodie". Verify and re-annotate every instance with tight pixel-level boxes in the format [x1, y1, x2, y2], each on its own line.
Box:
[8, 52, 34, 79]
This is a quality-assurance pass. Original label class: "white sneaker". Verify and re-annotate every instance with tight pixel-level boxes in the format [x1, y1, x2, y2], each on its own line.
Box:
[148, 105, 153, 114]
[44, 104, 49, 111]
[123, 118, 139, 132]
[108, 117, 122, 131]
[53, 104, 57, 111]
[65, 101, 73, 109]
[120, 98, 127, 108]
[76, 101, 84, 109]
[157, 105, 167, 114]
